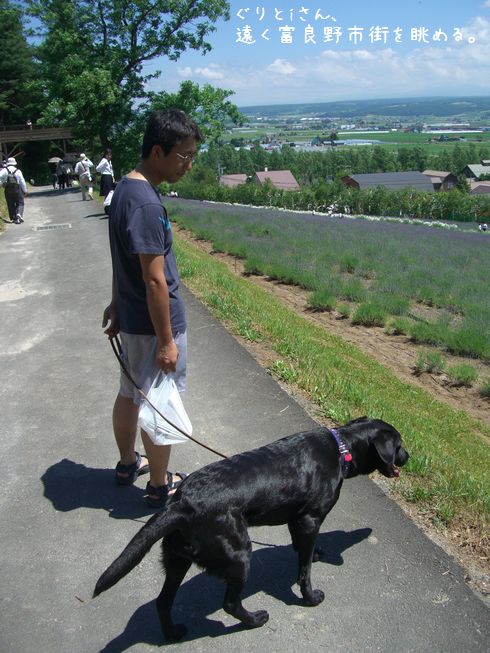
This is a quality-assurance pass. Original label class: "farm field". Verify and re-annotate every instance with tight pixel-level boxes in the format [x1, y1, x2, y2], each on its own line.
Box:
[168, 199, 490, 363]
[167, 198, 490, 591]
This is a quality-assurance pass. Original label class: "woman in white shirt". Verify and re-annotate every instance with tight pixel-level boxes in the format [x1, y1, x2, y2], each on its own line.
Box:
[96, 148, 115, 198]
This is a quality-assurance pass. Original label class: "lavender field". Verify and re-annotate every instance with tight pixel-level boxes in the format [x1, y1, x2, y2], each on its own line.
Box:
[167, 199, 490, 361]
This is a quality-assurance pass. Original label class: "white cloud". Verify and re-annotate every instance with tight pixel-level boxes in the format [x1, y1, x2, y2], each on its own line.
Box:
[223, 17, 490, 105]
[177, 66, 193, 77]
[266, 59, 297, 75]
[152, 17, 490, 106]
[483, 1, 490, 8]
[194, 65, 225, 80]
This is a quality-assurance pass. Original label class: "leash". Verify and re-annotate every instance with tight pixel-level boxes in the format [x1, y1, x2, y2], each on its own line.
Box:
[109, 335, 228, 460]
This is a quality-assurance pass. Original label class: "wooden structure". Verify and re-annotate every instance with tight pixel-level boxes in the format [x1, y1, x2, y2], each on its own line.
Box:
[0, 126, 74, 161]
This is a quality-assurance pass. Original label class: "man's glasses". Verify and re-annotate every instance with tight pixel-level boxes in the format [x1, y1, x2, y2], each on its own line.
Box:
[176, 152, 197, 163]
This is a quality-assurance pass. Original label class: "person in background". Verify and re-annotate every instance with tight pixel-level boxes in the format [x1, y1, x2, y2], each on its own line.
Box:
[96, 148, 115, 198]
[0, 156, 28, 224]
[75, 153, 94, 200]
[102, 109, 202, 508]
[56, 160, 67, 190]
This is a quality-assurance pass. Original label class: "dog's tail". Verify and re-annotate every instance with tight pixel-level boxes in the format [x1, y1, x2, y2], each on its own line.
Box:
[93, 506, 184, 598]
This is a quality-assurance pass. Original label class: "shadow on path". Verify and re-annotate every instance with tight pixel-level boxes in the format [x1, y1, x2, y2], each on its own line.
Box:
[97, 528, 371, 651]
[41, 458, 155, 521]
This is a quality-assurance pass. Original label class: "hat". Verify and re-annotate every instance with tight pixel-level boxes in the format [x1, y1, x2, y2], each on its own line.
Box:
[79, 153, 86, 160]
[6, 157, 17, 166]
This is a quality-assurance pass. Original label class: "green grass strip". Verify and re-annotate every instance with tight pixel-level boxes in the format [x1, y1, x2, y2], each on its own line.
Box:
[175, 235, 490, 533]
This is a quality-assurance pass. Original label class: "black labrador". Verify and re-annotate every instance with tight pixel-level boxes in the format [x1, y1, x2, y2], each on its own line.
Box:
[94, 417, 409, 640]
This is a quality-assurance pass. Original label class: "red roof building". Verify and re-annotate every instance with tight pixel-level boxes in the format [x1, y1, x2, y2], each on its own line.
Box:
[254, 169, 300, 191]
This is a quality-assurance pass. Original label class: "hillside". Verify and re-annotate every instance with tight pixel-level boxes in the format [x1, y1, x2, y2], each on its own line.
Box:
[240, 96, 490, 122]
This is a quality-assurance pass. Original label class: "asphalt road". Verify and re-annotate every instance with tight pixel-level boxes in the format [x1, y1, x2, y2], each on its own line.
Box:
[0, 186, 488, 652]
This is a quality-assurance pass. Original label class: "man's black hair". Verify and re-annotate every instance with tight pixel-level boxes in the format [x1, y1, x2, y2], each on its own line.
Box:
[141, 109, 203, 158]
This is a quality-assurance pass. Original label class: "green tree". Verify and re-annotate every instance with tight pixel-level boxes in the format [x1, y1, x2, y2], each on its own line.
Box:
[29, 0, 230, 147]
[0, 1, 44, 126]
[147, 81, 243, 143]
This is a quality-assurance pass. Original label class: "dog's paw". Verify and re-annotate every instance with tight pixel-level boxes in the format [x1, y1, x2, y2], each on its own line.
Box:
[164, 623, 187, 641]
[246, 610, 269, 629]
[303, 589, 325, 606]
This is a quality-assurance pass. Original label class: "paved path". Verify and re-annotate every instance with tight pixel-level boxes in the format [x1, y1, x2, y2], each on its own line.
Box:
[1, 187, 488, 652]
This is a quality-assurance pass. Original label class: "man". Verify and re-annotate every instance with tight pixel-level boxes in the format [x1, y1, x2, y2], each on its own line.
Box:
[75, 153, 94, 200]
[102, 109, 202, 508]
[0, 157, 27, 224]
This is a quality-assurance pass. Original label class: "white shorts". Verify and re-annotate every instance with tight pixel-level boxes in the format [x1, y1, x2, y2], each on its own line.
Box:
[118, 331, 187, 405]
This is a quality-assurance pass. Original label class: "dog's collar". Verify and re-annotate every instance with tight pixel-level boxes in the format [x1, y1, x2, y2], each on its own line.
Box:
[330, 428, 352, 478]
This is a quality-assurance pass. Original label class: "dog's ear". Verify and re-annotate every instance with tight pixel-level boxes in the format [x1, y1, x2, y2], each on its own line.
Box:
[372, 429, 397, 465]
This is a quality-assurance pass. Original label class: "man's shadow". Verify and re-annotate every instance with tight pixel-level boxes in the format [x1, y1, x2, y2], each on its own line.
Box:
[41, 458, 154, 520]
[98, 528, 372, 652]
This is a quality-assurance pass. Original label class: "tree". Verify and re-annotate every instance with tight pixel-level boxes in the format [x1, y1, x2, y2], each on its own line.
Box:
[146, 80, 244, 143]
[28, 0, 230, 146]
[0, 1, 44, 126]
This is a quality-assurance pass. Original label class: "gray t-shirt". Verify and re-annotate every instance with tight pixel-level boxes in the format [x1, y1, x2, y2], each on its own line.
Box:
[108, 176, 185, 335]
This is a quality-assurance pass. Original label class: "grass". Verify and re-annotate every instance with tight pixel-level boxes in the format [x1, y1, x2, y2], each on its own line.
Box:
[168, 202, 490, 361]
[414, 351, 446, 375]
[0, 193, 8, 230]
[174, 234, 490, 542]
[446, 363, 479, 387]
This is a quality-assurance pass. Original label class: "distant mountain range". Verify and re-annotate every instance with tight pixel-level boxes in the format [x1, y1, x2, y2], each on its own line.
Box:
[239, 96, 490, 121]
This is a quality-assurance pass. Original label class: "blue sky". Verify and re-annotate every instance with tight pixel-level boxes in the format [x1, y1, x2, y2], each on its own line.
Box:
[146, 0, 490, 107]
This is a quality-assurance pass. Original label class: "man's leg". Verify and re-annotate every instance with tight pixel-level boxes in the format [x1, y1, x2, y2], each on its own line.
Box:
[5, 194, 16, 221]
[112, 393, 147, 475]
[15, 194, 25, 222]
[141, 430, 171, 489]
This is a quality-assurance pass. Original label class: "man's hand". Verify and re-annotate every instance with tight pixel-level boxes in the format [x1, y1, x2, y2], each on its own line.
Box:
[156, 339, 179, 373]
[102, 303, 120, 338]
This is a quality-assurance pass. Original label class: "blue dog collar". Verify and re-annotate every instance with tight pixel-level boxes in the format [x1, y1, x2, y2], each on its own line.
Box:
[330, 428, 352, 478]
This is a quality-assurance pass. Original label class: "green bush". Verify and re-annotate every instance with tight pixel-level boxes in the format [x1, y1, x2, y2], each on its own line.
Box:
[479, 379, 490, 398]
[446, 364, 478, 387]
[308, 289, 336, 311]
[414, 350, 446, 375]
[385, 317, 412, 335]
[336, 303, 351, 319]
[351, 302, 387, 327]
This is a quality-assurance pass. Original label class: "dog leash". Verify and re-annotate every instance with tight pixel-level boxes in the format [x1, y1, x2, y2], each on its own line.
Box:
[109, 335, 228, 460]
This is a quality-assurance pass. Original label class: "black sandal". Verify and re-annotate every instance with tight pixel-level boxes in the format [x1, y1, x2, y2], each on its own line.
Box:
[115, 451, 149, 486]
[145, 471, 187, 508]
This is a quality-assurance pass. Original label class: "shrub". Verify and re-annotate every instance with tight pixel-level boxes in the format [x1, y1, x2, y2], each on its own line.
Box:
[414, 351, 446, 375]
[351, 302, 387, 327]
[385, 317, 412, 335]
[374, 294, 410, 316]
[308, 289, 336, 311]
[446, 363, 478, 387]
[339, 254, 359, 273]
[478, 379, 490, 398]
[340, 278, 367, 302]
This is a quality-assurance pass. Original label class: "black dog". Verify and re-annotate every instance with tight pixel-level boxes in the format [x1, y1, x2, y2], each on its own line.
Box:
[94, 417, 409, 640]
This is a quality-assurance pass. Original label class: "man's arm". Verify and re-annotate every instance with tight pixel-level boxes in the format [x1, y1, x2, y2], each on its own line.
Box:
[139, 253, 178, 373]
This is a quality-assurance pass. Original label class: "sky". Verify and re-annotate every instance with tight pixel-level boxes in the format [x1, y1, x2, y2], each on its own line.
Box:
[146, 0, 490, 108]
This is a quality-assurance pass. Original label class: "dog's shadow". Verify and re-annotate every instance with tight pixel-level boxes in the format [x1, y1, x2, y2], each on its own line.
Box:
[99, 528, 371, 651]
[41, 458, 153, 520]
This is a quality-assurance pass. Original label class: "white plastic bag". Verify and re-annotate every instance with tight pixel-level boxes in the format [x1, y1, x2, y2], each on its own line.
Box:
[137, 372, 192, 445]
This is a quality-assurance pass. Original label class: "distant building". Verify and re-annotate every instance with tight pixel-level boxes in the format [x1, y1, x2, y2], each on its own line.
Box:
[470, 181, 490, 195]
[422, 170, 458, 192]
[254, 169, 300, 191]
[461, 161, 490, 179]
[219, 173, 247, 188]
[340, 171, 434, 193]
